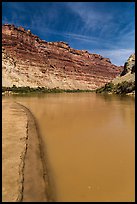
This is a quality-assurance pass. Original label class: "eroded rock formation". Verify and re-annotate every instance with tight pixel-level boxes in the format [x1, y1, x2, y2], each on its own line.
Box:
[96, 54, 135, 95]
[2, 24, 123, 90]
[112, 53, 135, 85]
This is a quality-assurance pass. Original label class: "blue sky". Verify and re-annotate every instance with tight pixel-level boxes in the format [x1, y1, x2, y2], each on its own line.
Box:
[2, 2, 135, 66]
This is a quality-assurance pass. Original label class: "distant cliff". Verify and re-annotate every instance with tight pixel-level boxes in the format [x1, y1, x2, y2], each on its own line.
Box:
[2, 24, 123, 90]
[96, 54, 135, 95]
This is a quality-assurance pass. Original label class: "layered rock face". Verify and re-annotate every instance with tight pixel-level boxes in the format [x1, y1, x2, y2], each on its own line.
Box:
[112, 53, 135, 85]
[2, 24, 123, 90]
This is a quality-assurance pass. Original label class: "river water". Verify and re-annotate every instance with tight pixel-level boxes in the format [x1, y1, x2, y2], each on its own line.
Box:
[3, 93, 135, 201]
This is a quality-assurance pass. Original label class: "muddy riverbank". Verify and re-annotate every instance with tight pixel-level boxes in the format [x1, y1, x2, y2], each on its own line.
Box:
[2, 100, 53, 202]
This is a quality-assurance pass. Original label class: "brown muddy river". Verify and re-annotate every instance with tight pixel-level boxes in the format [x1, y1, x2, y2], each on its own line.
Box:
[3, 93, 135, 201]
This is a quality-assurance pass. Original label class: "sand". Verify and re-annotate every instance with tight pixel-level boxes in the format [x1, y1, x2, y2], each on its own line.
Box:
[2, 100, 51, 202]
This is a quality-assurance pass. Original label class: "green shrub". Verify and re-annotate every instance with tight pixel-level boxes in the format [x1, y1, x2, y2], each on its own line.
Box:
[96, 82, 114, 93]
[96, 81, 135, 94]
[114, 81, 135, 94]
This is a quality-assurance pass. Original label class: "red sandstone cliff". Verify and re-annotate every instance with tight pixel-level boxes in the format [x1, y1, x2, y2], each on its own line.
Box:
[2, 24, 123, 90]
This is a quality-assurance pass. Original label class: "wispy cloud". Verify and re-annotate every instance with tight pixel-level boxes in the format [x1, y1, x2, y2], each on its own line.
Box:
[91, 48, 135, 66]
[67, 3, 113, 31]
[2, 2, 135, 65]
[66, 2, 123, 38]
[66, 2, 135, 65]
[66, 2, 135, 38]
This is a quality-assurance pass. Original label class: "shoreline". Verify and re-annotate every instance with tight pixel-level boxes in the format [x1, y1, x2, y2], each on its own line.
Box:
[2, 101, 28, 201]
[2, 86, 94, 96]
[2, 100, 54, 202]
[16, 102, 54, 202]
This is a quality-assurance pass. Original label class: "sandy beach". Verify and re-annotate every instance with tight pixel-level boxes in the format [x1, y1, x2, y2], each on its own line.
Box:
[2, 100, 51, 202]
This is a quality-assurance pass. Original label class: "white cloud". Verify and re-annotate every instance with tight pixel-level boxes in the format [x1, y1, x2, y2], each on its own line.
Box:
[2, 2, 135, 66]
[66, 2, 135, 65]
[90, 48, 135, 66]
[66, 2, 115, 33]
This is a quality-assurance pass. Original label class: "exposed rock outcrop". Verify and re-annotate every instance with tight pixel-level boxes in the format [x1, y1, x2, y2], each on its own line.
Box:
[112, 53, 135, 85]
[2, 24, 123, 90]
[120, 54, 135, 76]
[96, 54, 135, 95]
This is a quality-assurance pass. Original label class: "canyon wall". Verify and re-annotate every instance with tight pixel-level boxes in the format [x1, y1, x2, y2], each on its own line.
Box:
[2, 24, 123, 90]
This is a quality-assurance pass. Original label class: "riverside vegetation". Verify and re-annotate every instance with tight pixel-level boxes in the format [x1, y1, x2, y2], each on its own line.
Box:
[2, 85, 94, 94]
[2, 25, 135, 96]
[2, 24, 122, 90]
[96, 81, 135, 95]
